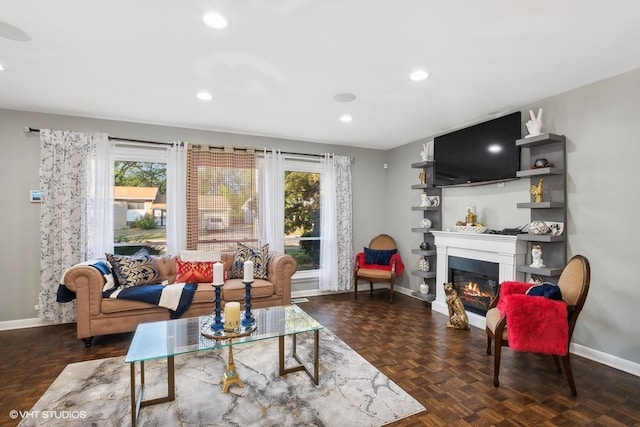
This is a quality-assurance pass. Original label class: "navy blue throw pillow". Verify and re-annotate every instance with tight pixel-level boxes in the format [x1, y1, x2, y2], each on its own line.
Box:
[525, 282, 563, 300]
[364, 247, 397, 265]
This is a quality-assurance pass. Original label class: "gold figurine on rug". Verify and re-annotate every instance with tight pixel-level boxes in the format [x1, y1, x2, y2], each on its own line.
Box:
[530, 178, 544, 203]
[444, 283, 470, 330]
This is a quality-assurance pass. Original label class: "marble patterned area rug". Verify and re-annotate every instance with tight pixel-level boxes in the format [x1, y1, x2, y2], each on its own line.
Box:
[20, 329, 425, 426]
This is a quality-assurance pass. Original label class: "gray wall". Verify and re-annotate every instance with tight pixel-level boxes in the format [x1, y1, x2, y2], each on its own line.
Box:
[2, 66, 639, 366]
[391, 68, 640, 364]
[0, 109, 387, 322]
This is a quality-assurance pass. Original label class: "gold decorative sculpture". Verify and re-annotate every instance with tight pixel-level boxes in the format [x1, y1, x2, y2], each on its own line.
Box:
[418, 171, 427, 185]
[444, 283, 470, 330]
[530, 178, 544, 203]
[465, 208, 477, 225]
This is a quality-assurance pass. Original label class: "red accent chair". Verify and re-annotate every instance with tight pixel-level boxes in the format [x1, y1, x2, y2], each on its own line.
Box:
[485, 254, 591, 395]
[353, 234, 404, 303]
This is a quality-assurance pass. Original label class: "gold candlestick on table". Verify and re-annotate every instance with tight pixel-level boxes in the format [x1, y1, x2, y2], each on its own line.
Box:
[221, 338, 244, 393]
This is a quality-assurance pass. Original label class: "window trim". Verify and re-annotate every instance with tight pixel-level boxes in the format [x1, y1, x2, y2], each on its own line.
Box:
[112, 145, 169, 253]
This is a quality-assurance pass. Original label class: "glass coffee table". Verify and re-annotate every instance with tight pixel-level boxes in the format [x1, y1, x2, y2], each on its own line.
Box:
[125, 304, 323, 427]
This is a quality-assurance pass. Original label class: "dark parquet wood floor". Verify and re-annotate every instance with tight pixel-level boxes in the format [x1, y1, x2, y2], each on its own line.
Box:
[1, 292, 639, 426]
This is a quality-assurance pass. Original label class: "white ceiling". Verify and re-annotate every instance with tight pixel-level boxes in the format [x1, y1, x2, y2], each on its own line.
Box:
[2, 1, 640, 150]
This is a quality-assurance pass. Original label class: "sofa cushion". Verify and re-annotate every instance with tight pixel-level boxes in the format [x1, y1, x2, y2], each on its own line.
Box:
[191, 282, 216, 303]
[223, 278, 275, 301]
[230, 243, 269, 279]
[176, 259, 214, 283]
[102, 282, 215, 314]
[154, 255, 178, 284]
[106, 252, 160, 288]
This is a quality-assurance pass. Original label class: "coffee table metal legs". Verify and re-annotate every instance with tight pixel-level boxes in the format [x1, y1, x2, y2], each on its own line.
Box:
[130, 356, 175, 427]
[129, 331, 320, 424]
[278, 330, 320, 385]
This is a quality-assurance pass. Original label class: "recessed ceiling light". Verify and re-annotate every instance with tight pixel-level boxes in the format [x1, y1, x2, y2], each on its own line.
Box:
[196, 92, 213, 101]
[333, 93, 356, 103]
[0, 64, 5, 71]
[340, 114, 353, 123]
[488, 144, 502, 153]
[203, 12, 229, 30]
[409, 69, 429, 82]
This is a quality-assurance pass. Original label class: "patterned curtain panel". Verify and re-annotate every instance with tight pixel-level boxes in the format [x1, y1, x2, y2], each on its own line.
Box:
[319, 155, 353, 291]
[334, 155, 354, 290]
[39, 130, 96, 322]
[186, 146, 258, 252]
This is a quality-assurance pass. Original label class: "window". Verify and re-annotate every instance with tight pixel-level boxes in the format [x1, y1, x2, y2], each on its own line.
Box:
[284, 160, 322, 272]
[187, 148, 257, 252]
[112, 146, 168, 255]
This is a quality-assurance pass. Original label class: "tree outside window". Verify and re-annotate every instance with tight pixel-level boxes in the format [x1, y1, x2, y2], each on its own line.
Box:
[284, 170, 320, 270]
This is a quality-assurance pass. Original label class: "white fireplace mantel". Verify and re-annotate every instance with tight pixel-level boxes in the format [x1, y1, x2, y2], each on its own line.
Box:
[430, 231, 526, 328]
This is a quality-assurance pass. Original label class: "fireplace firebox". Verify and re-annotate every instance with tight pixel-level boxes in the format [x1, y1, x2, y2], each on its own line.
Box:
[448, 256, 499, 316]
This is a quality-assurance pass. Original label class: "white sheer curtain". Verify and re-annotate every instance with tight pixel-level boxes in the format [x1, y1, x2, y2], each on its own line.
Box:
[319, 154, 353, 291]
[166, 141, 188, 255]
[86, 133, 114, 259]
[259, 149, 285, 252]
[39, 129, 108, 322]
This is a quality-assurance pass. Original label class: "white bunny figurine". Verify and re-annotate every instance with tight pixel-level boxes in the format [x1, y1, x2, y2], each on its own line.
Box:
[525, 108, 543, 138]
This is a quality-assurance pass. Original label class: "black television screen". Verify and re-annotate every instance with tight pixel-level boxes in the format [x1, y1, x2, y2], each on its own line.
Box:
[434, 111, 522, 186]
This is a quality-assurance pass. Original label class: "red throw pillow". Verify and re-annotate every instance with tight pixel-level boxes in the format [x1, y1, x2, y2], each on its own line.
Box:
[176, 259, 214, 283]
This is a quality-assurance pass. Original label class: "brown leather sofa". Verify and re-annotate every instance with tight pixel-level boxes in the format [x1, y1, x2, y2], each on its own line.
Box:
[63, 252, 297, 346]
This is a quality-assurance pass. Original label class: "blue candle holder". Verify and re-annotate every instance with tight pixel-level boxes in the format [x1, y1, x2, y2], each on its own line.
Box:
[241, 280, 254, 326]
[211, 283, 224, 331]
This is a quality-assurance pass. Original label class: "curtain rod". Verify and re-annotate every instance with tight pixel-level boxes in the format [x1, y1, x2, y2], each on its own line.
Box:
[25, 127, 336, 159]
[258, 149, 327, 159]
[191, 145, 326, 158]
[24, 127, 172, 146]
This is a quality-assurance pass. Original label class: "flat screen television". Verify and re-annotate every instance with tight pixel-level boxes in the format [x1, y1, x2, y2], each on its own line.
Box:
[434, 111, 522, 187]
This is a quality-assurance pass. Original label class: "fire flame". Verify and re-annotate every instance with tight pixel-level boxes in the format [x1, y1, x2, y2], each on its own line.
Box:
[463, 281, 493, 298]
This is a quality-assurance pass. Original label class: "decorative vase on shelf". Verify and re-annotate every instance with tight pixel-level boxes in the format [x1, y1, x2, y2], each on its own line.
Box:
[420, 218, 432, 229]
[417, 256, 430, 272]
[419, 282, 430, 294]
[419, 241, 430, 250]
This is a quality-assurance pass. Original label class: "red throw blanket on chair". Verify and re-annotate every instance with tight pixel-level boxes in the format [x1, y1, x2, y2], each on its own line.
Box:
[497, 281, 569, 355]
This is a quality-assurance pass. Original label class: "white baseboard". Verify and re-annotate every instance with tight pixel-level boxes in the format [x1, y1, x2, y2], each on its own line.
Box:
[417, 287, 640, 378]
[570, 342, 640, 377]
[0, 317, 55, 331]
[293, 283, 394, 299]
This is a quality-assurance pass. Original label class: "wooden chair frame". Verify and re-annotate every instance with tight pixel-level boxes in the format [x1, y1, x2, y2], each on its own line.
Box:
[353, 234, 398, 303]
[486, 254, 591, 396]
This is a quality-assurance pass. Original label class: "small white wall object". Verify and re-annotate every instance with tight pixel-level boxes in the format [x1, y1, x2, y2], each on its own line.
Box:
[525, 108, 543, 138]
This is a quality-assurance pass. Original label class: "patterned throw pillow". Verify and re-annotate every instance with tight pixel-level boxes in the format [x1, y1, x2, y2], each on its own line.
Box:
[176, 259, 214, 283]
[230, 243, 269, 280]
[363, 247, 397, 265]
[106, 252, 160, 288]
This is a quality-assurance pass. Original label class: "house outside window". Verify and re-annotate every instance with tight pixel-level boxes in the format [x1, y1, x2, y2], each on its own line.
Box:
[113, 146, 168, 255]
